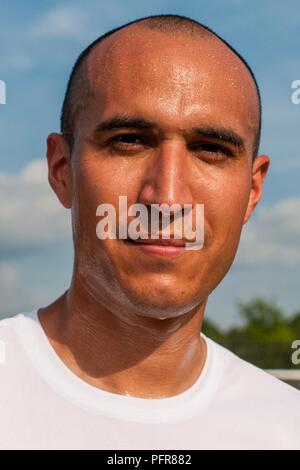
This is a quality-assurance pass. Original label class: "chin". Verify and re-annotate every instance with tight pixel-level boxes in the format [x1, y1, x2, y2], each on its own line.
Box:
[122, 286, 202, 320]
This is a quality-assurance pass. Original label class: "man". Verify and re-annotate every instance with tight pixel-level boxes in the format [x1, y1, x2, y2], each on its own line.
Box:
[0, 14, 299, 450]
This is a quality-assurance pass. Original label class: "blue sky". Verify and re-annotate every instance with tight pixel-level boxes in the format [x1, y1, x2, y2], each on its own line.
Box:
[0, 0, 300, 327]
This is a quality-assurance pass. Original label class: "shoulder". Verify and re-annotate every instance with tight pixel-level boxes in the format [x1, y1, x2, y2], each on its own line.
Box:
[205, 335, 300, 407]
[0, 312, 29, 337]
[0, 311, 37, 362]
[0, 314, 20, 342]
[203, 336, 300, 449]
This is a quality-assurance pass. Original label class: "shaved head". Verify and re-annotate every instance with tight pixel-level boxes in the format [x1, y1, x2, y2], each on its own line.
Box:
[60, 14, 261, 157]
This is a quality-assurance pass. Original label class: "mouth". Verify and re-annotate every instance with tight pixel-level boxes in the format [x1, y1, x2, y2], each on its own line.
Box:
[123, 237, 189, 257]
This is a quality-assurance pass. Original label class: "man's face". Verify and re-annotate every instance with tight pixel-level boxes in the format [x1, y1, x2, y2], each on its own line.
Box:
[57, 27, 268, 319]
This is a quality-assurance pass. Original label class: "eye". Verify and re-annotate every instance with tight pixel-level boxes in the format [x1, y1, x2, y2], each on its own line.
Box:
[108, 133, 147, 148]
[190, 142, 233, 161]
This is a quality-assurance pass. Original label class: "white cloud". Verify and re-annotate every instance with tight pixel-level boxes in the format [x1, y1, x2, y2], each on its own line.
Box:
[0, 263, 18, 289]
[7, 54, 34, 71]
[237, 197, 300, 266]
[0, 159, 71, 257]
[0, 262, 28, 317]
[27, 1, 127, 41]
[28, 5, 89, 39]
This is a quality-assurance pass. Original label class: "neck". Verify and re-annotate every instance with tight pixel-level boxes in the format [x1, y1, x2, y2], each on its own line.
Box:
[38, 277, 207, 399]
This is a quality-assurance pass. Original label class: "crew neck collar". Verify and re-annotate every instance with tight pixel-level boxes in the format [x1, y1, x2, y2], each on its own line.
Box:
[15, 309, 223, 423]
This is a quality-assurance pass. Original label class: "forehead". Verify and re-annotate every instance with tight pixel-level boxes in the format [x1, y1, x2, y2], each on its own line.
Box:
[83, 26, 259, 143]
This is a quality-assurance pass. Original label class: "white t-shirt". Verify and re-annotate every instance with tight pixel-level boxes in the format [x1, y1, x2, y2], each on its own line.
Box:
[0, 310, 299, 450]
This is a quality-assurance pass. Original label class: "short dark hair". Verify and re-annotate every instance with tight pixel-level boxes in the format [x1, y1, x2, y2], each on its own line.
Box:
[60, 14, 262, 157]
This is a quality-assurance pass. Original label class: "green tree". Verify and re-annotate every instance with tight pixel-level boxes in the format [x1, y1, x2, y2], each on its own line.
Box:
[204, 298, 299, 369]
[236, 298, 294, 344]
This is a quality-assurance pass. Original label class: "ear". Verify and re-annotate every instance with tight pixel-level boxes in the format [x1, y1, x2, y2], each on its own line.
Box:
[243, 154, 270, 224]
[46, 133, 72, 209]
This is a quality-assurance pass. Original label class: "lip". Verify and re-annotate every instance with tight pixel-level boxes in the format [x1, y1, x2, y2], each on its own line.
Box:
[123, 238, 189, 257]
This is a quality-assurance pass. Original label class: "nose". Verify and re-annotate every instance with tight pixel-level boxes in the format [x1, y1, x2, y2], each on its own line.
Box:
[138, 139, 194, 210]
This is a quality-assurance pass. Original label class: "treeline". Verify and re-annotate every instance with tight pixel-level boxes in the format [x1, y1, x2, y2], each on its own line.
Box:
[202, 298, 300, 369]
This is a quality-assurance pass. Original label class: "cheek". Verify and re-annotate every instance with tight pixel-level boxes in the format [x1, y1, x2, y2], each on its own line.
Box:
[202, 170, 251, 242]
[71, 154, 143, 246]
[72, 158, 117, 218]
[77, 152, 142, 205]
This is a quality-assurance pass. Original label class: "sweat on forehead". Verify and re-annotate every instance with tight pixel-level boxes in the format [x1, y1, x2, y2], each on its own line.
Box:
[88, 28, 255, 95]
[61, 16, 261, 156]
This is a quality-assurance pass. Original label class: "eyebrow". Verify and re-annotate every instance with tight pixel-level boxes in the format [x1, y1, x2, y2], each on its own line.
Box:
[93, 115, 245, 151]
[191, 126, 245, 151]
[94, 115, 156, 132]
